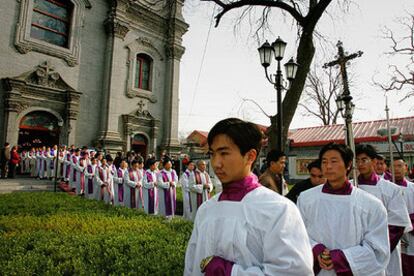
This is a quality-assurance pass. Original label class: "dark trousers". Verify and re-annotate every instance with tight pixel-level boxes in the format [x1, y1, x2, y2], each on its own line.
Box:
[8, 162, 16, 178]
[0, 162, 7, 178]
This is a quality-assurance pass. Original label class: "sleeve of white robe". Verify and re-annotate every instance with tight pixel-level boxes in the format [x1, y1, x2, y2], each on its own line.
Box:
[157, 172, 170, 189]
[84, 166, 95, 179]
[142, 172, 155, 189]
[230, 202, 314, 275]
[384, 184, 412, 231]
[189, 174, 203, 193]
[124, 171, 136, 188]
[205, 173, 213, 193]
[341, 202, 390, 275]
[95, 169, 105, 187]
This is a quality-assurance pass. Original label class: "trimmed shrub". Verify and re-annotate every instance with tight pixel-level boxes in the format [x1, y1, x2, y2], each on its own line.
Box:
[0, 192, 193, 275]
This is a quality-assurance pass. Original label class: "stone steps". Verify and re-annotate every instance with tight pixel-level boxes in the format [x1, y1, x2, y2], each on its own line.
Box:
[0, 177, 56, 193]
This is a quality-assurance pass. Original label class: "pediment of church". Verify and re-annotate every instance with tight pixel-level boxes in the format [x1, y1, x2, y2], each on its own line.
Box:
[6, 61, 76, 91]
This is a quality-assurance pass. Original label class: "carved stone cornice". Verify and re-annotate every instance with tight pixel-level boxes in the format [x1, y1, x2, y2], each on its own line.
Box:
[165, 44, 185, 60]
[104, 17, 130, 39]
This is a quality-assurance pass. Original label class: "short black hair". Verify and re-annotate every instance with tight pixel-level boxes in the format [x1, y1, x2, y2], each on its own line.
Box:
[375, 154, 386, 161]
[266, 150, 286, 165]
[131, 160, 139, 166]
[355, 144, 377, 159]
[105, 154, 113, 162]
[307, 159, 321, 171]
[162, 156, 172, 166]
[207, 118, 263, 165]
[136, 156, 144, 164]
[319, 143, 354, 173]
[146, 158, 156, 167]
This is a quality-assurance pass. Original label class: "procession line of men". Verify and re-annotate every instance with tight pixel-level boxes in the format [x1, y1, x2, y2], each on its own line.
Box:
[19, 146, 214, 220]
[184, 118, 414, 276]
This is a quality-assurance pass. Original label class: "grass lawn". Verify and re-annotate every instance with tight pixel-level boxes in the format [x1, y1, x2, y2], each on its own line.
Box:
[0, 191, 193, 275]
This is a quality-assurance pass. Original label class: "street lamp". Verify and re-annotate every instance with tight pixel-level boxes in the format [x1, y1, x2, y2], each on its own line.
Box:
[258, 37, 299, 151]
[54, 119, 64, 192]
[397, 133, 404, 159]
[336, 93, 358, 183]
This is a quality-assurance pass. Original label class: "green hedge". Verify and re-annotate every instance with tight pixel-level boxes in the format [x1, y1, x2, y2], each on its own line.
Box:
[0, 192, 193, 275]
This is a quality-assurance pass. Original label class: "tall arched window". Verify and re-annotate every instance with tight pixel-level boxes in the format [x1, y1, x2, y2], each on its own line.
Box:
[30, 0, 73, 48]
[135, 54, 152, 91]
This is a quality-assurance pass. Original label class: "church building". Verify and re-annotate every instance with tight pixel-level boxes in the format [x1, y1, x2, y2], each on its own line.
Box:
[0, 0, 188, 156]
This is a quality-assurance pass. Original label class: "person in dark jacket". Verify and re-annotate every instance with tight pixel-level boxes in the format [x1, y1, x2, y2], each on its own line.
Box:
[0, 142, 11, 179]
[8, 146, 21, 179]
[286, 159, 326, 204]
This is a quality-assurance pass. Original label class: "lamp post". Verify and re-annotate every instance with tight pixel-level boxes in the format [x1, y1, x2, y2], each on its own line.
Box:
[397, 133, 404, 159]
[258, 37, 299, 152]
[336, 93, 358, 184]
[54, 119, 64, 192]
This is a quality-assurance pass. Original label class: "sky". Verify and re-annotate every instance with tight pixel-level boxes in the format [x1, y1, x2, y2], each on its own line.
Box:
[178, 0, 414, 137]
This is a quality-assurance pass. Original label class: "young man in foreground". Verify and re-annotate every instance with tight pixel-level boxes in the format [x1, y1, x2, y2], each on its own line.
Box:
[184, 118, 313, 275]
[298, 143, 390, 275]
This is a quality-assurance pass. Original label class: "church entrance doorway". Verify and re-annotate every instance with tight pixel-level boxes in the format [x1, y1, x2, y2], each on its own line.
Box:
[18, 111, 60, 150]
[131, 134, 147, 158]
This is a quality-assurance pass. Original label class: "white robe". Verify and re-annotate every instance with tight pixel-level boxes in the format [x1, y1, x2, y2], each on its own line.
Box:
[113, 168, 127, 206]
[84, 164, 97, 199]
[189, 169, 213, 221]
[357, 178, 412, 276]
[179, 169, 194, 220]
[94, 165, 114, 203]
[157, 169, 177, 217]
[63, 152, 71, 181]
[74, 158, 87, 195]
[29, 151, 37, 177]
[46, 150, 54, 179]
[69, 155, 80, 191]
[123, 169, 143, 209]
[184, 186, 313, 275]
[401, 181, 414, 256]
[142, 169, 158, 215]
[298, 185, 390, 276]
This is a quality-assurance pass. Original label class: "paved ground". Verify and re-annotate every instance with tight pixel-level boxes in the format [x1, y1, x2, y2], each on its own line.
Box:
[0, 175, 56, 193]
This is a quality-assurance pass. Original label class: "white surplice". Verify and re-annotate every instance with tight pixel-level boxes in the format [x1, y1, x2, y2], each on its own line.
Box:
[189, 169, 213, 221]
[157, 169, 177, 217]
[357, 178, 412, 276]
[298, 185, 390, 276]
[142, 169, 158, 215]
[180, 169, 194, 220]
[401, 181, 414, 256]
[185, 186, 313, 276]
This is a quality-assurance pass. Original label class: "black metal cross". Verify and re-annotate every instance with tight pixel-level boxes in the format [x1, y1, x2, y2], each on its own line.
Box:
[323, 41, 363, 97]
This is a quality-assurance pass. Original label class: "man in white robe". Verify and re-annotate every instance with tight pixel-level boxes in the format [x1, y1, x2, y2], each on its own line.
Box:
[63, 149, 72, 182]
[94, 158, 114, 204]
[57, 146, 66, 180]
[29, 148, 37, 178]
[355, 144, 412, 276]
[375, 154, 393, 181]
[298, 143, 390, 276]
[113, 159, 128, 206]
[142, 158, 158, 215]
[180, 160, 195, 220]
[185, 118, 313, 276]
[392, 158, 414, 276]
[38, 147, 47, 179]
[189, 160, 213, 221]
[84, 157, 97, 199]
[74, 152, 88, 195]
[157, 157, 178, 218]
[123, 159, 143, 209]
[69, 149, 81, 192]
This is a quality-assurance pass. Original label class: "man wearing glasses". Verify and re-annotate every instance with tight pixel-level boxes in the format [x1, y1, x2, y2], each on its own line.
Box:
[355, 144, 412, 276]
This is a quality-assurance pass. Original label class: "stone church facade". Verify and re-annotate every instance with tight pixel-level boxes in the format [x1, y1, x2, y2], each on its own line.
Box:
[0, 0, 188, 156]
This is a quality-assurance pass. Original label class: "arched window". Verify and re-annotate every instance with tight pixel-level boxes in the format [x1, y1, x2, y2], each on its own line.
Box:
[30, 0, 73, 48]
[135, 54, 152, 91]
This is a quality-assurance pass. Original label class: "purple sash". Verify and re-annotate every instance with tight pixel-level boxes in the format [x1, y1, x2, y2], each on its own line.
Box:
[72, 156, 77, 182]
[146, 171, 155, 214]
[117, 169, 124, 202]
[65, 154, 71, 179]
[50, 150, 55, 170]
[129, 169, 136, 208]
[87, 165, 93, 194]
[161, 170, 176, 216]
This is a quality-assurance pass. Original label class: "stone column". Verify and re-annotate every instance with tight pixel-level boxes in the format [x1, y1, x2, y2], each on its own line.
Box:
[3, 89, 21, 147]
[66, 90, 81, 146]
[161, 1, 188, 155]
[97, 14, 129, 154]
